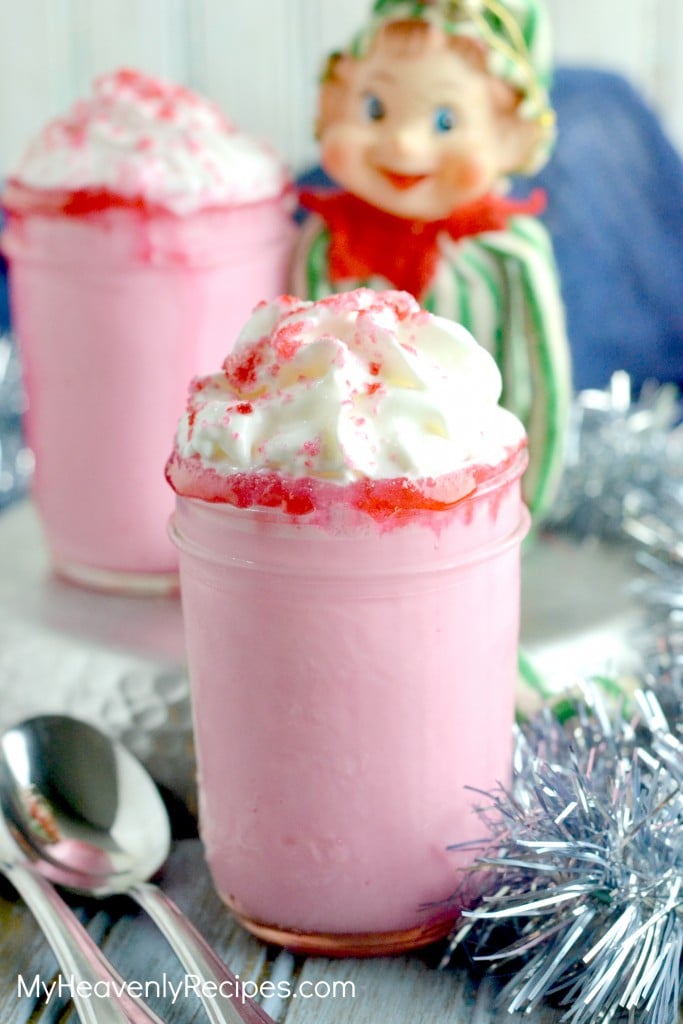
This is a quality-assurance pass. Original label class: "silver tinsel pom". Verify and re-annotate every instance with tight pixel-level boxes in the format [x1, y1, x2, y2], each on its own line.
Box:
[547, 372, 683, 542]
[438, 377, 683, 1021]
[442, 686, 683, 1024]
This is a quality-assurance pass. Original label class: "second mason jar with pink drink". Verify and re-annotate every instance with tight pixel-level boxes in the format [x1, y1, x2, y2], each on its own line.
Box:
[1, 69, 294, 592]
[167, 288, 529, 955]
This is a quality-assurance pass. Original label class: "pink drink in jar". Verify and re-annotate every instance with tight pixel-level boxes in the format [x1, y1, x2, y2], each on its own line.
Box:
[167, 289, 529, 954]
[1, 69, 294, 593]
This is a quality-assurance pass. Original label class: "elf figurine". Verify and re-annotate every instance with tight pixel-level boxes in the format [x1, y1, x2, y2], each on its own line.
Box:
[291, 0, 571, 519]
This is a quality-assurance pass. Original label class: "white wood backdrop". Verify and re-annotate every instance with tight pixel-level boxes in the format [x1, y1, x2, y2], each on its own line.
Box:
[0, 0, 681, 182]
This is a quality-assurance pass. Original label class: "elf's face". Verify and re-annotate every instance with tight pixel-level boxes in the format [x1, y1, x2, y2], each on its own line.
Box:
[321, 40, 535, 220]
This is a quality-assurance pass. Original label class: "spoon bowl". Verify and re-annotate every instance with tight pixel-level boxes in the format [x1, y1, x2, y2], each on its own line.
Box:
[0, 715, 275, 1024]
[0, 715, 170, 894]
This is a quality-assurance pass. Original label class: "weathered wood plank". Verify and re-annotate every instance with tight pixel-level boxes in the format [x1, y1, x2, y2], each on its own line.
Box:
[286, 950, 569, 1024]
[547, 0, 652, 76]
[68, 0, 184, 96]
[0, 881, 65, 1023]
[286, 954, 565, 1023]
[655, 0, 683, 155]
[198, 0, 289, 160]
[0, 0, 76, 178]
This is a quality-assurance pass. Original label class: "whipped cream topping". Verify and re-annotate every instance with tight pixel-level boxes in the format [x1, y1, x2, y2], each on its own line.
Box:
[172, 289, 525, 485]
[12, 69, 289, 215]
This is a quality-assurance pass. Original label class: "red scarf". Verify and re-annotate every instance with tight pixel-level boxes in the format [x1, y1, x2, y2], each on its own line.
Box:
[299, 189, 546, 300]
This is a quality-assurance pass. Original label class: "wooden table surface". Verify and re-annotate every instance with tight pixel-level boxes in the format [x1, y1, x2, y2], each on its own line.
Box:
[0, 837, 566, 1023]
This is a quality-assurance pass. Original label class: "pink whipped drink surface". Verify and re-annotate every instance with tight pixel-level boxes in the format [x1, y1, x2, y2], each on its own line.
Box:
[2, 70, 294, 578]
[168, 289, 529, 937]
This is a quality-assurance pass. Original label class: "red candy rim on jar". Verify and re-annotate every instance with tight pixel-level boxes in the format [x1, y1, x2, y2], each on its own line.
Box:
[165, 441, 528, 525]
[1, 178, 293, 220]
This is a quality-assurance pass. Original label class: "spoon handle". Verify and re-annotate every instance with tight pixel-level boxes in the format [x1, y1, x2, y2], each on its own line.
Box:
[132, 882, 274, 1024]
[4, 859, 164, 1024]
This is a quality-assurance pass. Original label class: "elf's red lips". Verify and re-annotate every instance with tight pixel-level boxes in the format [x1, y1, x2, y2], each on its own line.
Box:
[376, 168, 431, 191]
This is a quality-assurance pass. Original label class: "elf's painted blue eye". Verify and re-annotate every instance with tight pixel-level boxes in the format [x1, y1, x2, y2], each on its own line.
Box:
[363, 93, 386, 121]
[433, 106, 456, 133]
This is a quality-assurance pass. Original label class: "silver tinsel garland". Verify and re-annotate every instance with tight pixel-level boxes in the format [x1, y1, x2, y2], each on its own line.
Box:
[441, 377, 683, 1023]
[443, 687, 683, 1023]
[546, 372, 683, 544]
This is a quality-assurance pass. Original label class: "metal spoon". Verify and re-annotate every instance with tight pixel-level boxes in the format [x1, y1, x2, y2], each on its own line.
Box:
[0, 791, 163, 1023]
[0, 715, 275, 1024]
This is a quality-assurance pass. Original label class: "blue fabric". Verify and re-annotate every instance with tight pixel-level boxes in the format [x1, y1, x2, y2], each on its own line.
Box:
[297, 68, 683, 394]
[515, 68, 683, 392]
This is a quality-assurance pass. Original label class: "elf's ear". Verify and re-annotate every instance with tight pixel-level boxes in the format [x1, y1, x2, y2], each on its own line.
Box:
[316, 53, 357, 139]
[489, 79, 544, 175]
[451, 34, 489, 72]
